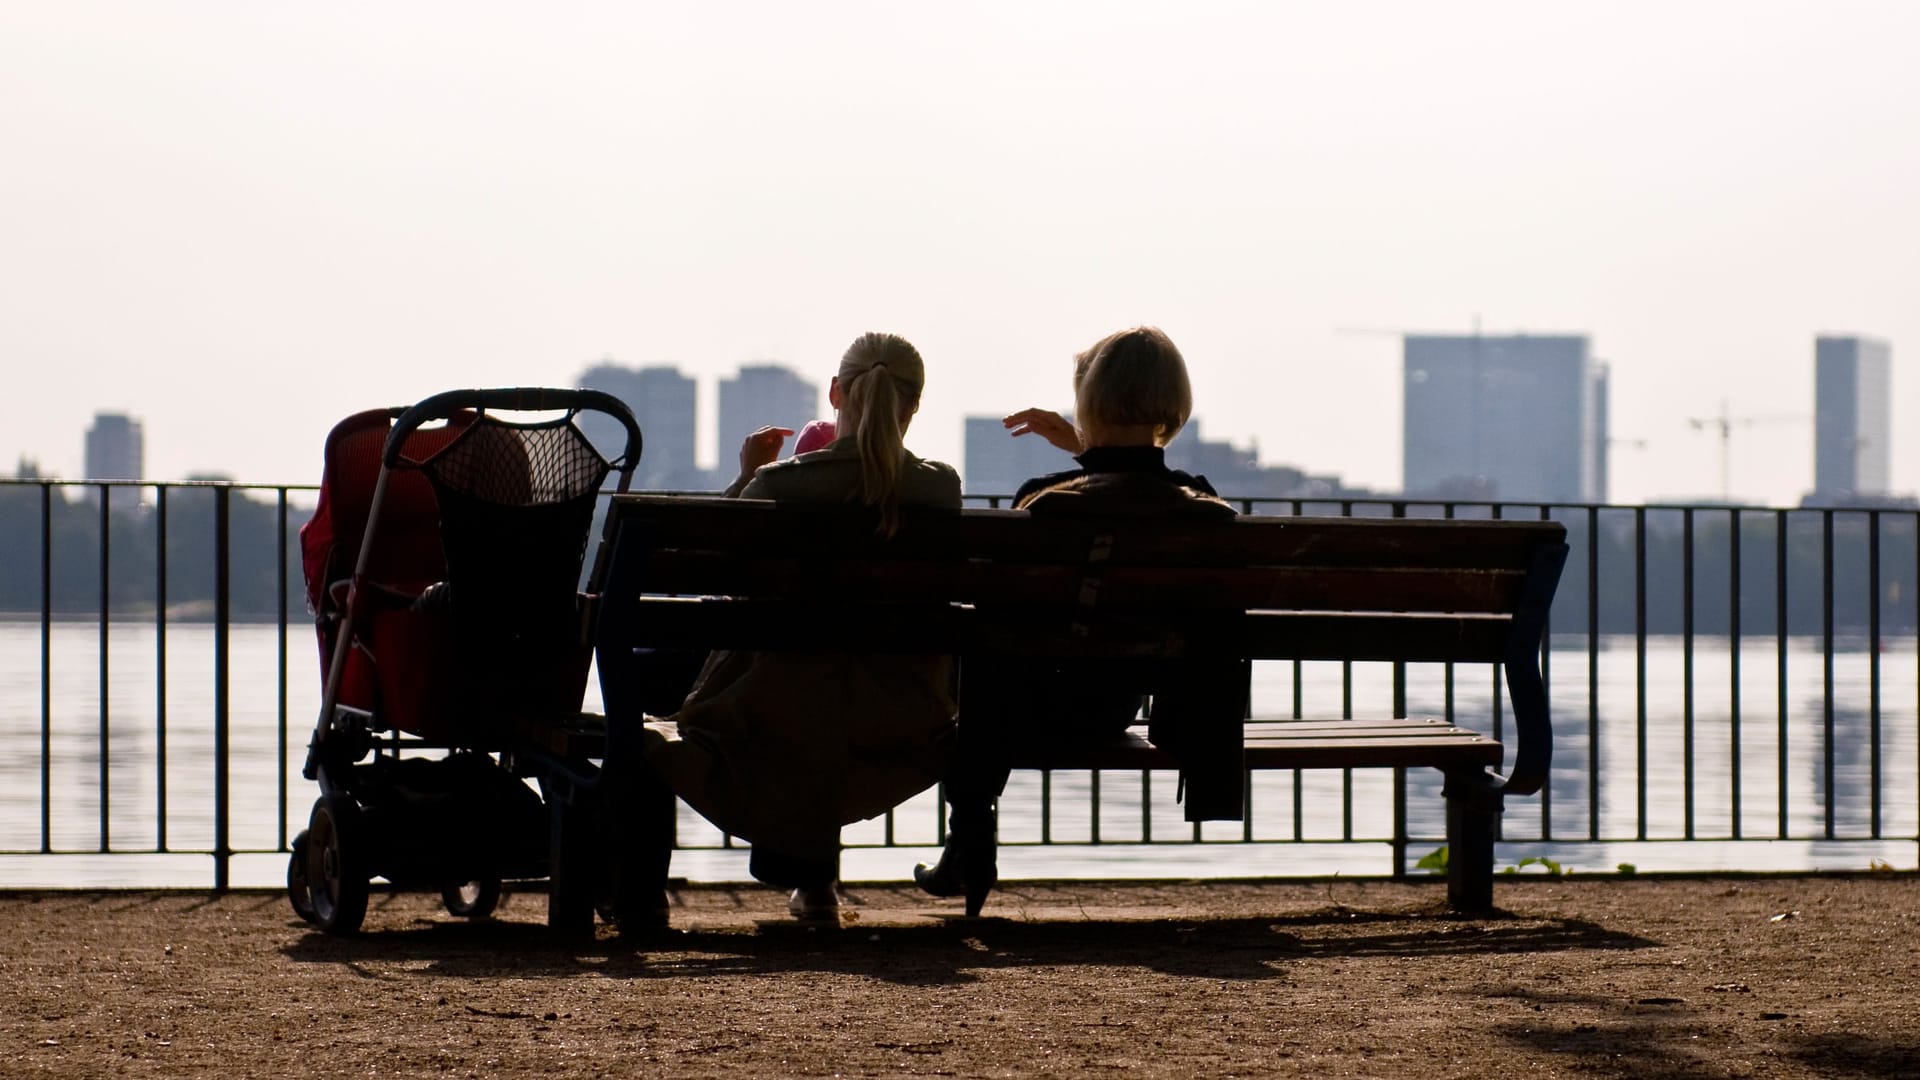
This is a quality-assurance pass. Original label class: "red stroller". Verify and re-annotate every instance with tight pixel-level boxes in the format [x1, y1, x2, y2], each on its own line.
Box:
[291, 388, 641, 934]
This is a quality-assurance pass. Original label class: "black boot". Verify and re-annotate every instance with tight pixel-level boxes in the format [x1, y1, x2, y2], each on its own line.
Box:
[913, 805, 997, 915]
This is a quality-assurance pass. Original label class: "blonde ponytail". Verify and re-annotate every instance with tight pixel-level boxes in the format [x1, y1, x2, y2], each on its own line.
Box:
[838, 332, 925, 536]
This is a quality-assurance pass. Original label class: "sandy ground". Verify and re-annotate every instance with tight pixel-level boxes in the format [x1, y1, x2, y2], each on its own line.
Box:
[3, 875, 1918, 1079]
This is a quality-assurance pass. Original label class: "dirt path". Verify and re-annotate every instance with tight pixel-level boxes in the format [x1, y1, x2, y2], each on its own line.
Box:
[4, 876, 1917, 1078]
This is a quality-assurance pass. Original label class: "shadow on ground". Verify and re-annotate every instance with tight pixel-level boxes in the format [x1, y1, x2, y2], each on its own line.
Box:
[1490, 991, 1920, 1080]
[279, 892, 1658, 987]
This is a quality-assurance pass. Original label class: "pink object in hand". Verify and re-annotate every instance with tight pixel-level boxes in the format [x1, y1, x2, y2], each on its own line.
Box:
[792, 419, 837, 456]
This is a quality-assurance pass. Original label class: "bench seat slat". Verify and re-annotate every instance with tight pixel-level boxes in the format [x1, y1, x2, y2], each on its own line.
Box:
[1009, 722, 1503, 771]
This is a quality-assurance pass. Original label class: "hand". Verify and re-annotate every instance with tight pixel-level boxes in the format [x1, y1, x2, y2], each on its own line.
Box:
[1003, 409, 1083, 455]
[737, 426, 794, 479]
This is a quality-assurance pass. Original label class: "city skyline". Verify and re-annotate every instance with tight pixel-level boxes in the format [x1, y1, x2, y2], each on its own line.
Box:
[3, 4, 1915, 505]
[19, 332, 1904, 504]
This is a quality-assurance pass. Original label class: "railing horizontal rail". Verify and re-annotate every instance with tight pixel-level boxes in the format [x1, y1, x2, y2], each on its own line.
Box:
[1, 477, 1915, 888]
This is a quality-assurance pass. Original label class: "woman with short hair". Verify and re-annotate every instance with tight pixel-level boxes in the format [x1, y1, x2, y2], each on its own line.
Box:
[916, 326, 1244, 904]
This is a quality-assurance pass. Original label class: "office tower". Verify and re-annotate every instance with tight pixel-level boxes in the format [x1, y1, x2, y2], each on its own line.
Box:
[963, 415, 1077, 498]
[717, 364, 819, 475]
[577, 362, 703, 489]
[1402, 334, 1604, 503]
[1165, 418, 1263, 494]
[1590, 362, 1611, 504]
[84, 412, 144, 509]
[1813, 335, 1892, 499]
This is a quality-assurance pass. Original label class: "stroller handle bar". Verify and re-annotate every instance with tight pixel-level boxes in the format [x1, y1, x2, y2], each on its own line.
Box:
[384, 387, 643, 471]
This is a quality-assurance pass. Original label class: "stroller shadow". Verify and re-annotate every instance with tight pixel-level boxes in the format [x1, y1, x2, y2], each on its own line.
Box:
[279, 893, 1659, 988]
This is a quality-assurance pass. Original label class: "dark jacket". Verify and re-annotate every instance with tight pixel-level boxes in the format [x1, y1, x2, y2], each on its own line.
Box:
[1011, 443, 1244, 822]
[1014, 446, 1235, 520]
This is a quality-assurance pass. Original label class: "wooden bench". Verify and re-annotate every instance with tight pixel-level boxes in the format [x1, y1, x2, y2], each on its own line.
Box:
[593, 494, 1568, 913]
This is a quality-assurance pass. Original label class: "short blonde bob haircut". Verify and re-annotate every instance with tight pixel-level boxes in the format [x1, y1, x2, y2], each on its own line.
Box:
[1072, 326, 1192, 447]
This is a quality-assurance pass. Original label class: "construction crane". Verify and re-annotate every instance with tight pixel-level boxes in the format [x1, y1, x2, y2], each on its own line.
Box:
[1685, 400, 1807, 502]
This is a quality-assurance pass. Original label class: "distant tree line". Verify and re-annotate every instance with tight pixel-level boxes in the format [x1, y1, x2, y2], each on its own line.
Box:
[0, 483, 305, 622]
[2, 482, 1915, 638]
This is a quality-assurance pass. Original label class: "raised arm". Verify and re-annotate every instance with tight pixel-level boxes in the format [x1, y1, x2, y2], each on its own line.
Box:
[721, 426, 794, 498]
[1003, 409, 1084, 455]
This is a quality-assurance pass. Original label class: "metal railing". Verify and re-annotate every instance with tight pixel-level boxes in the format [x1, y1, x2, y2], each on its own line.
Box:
[2, 478, 1915, 888]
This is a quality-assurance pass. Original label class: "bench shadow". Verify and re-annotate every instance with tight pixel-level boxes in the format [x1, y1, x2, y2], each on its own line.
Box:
[280, 902, 1657, 987]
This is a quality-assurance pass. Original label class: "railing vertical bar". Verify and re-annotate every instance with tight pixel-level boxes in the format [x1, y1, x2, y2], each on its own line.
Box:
[1291, 641, 1302, 844]
[1635, 506, 1647, 841]
[40, 483, 53, 854]
[1776, 510, 1790, 839]
[934, 782, 947, 845]
[1444, 501, 1457, 727]
[1821, 509, 1835, 840]
[1141, 770, 1152, 843]
[1242, 770, 1253, 844]
[277, 488, 290, 852]
[1491, 663, 1503, 747]
[156, 486, 169, 851]
[1683, 507, 1696, 840]
[213, 487, 232, 891]
[1587, 505, 1600, 841]
[1868, 510, 1882, 839]
[1089, 769, 1101, 845]
[1538, 504, 1552, 841]
[1290, 767, 1304, 843]
[1393, 649, 1407, 876]
[1341, 659, 1353, 841]
[98, 485, 111, 853]
[1729, 508, 1743, 839]
[1040, 771, 1052, 844]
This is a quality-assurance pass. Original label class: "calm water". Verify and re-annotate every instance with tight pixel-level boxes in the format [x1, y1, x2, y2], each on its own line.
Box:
[1, 622, 1915, 887]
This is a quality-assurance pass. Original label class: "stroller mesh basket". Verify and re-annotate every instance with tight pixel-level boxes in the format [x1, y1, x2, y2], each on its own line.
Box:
[409, 414, 613, 743]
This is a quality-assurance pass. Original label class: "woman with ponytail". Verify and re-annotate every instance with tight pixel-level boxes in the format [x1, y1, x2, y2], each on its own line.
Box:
[618, 332, 961, 926]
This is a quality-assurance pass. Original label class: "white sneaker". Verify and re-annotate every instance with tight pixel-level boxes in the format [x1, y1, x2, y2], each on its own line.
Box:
[788, 885, 840, 924]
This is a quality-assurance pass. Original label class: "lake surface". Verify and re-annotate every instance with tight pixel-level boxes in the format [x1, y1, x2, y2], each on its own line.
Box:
[2, 622, 1914, 887]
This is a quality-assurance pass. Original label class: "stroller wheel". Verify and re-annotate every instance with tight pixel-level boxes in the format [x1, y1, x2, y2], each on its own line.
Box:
[441, 879, 501, 920]
[307, 795, 370, 934]
[287, 829, 318, 923]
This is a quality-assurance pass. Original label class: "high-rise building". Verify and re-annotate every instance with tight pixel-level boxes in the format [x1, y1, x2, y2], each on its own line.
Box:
[964, 414, 1365, 502]
[577, 362, 703, 490]
[1402, 334, 1606, 503]
[1813, 335, 1892, 500]
[718, 364, 819, 476]
[963, 414, 1077, 498]
[84, 412, 144, 509]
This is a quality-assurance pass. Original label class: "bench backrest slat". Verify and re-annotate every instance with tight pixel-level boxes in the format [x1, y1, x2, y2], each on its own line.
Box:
[618, 498, 1551, 570]
[636, 551, 1529, 614]
[601, 495, 1566, 663]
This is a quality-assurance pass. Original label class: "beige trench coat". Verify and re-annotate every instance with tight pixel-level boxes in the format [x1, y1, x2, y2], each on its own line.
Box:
[640, 439, 963, 861]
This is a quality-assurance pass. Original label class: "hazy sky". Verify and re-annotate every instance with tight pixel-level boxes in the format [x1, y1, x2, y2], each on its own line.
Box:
[4, 2, 1915, 505]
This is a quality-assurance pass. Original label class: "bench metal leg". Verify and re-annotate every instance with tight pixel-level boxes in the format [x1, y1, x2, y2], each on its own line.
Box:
[544, 776, 599, 939]
[1441, 768, 1504, 913]
[597, 722, 676, 934]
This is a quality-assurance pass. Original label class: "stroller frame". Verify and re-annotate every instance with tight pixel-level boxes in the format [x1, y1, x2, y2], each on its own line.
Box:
[291, 387, 642, 935]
